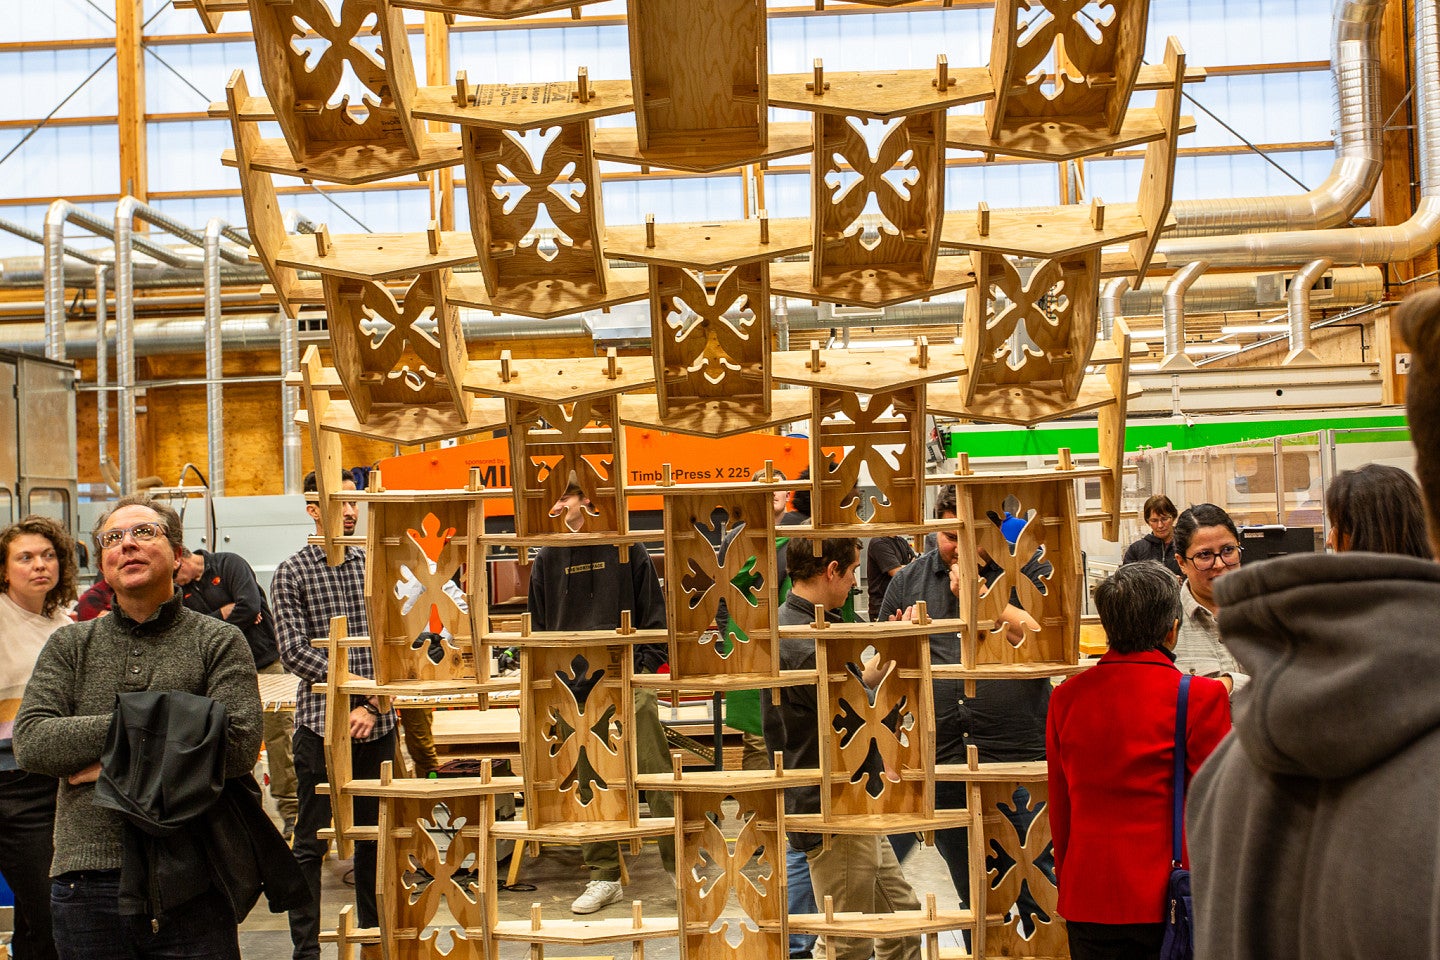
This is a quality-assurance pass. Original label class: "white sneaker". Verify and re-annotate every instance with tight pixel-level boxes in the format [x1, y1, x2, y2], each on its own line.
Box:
[571, 879, 624, 914]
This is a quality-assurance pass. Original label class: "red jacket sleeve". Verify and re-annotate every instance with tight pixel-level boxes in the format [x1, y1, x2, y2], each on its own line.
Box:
[1046, 696, 1071, 878]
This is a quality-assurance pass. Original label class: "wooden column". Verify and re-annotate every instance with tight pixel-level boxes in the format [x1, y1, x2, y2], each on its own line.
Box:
[1374, 0, 1437, 285]
[116, 0, 148, 201]
[424, 12, 455, 231]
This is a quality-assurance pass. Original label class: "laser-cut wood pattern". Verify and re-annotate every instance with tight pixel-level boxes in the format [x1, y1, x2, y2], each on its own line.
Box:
[507, 396, 627, 538]
[661, 491, 777, 680]
[378, 796, 488, 960]
[810, 386, 927, 528]
[676, 791, 786, 960]
[522, 644, 635, 830]
[978, 780, 1065, 957]
[365, 498, 481, 684]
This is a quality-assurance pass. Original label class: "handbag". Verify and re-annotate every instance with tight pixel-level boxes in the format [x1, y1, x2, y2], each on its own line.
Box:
[1160, 674, 1194, 960]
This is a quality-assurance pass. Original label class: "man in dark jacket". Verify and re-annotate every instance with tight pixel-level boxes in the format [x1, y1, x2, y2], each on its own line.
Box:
[177, 546, 297, 836]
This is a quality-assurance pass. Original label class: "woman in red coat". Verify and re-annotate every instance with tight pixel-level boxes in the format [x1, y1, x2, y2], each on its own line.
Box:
[1047, 561, 1232, 960]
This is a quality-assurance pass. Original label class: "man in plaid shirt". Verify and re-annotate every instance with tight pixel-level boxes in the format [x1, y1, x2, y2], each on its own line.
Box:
[271, 471, 395, 960]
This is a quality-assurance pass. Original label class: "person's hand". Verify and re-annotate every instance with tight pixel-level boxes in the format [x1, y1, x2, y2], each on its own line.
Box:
[860, 651, 894, 689]
[67, 762, 101, 786]
[219, 602, 236, 618]
[887, 604, 917, 623]
[349, 705, 375, 739]
[949, 562, 964, 599]
[1219, 674, 1234, 693]
[996, 604, 1040, 645]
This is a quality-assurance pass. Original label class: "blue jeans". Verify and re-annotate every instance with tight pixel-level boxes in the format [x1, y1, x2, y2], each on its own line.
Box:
[787, 845, 818, 957]
[50, 870, 240, 960]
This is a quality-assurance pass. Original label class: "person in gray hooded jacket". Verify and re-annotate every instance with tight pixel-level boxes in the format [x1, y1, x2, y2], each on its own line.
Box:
[1187, 287, 1440, 960]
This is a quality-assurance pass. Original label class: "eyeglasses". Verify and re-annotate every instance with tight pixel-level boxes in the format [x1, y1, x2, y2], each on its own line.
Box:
[1184, 543, 1243, 571]
[98, 522, 165, 550]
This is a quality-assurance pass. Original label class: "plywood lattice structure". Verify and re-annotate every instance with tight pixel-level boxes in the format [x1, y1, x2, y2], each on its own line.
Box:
[188, 0, 1207, 956]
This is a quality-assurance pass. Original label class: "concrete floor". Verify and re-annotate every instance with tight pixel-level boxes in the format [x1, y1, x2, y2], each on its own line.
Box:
[237, 826, 966, 960]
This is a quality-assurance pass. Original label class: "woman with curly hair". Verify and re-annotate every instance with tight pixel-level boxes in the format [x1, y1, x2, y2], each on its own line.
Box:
[0, 515, 78, 960]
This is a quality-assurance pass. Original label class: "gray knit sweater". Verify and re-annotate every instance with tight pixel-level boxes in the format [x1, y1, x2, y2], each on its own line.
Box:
[13, 590, 262, 877]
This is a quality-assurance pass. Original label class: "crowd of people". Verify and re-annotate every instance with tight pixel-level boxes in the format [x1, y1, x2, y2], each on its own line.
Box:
[4, 292, 1440, 959]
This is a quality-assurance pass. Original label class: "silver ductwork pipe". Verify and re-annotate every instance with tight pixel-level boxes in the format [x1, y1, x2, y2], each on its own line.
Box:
[1156, 0, 1440, 269]
[1117, 266, 1383, 315]
[204, 219, 226, 496]
[1169, 0, 1385, 239]
[95, 264, 114, 495]
[278, 308, 302, 496]
[1160, 261, 1208, 367]
[1100, 277, 1130, 339]
[1286, 258, 1334, 364]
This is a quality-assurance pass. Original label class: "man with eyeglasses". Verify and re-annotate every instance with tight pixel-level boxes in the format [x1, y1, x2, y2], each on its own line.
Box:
[1173, 503, 1248, 694]
[13, 495, 263, 959]
[271, 472, 394, 960]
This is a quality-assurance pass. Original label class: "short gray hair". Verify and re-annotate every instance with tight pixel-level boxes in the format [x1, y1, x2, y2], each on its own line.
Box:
[1094, 561, 1183, 654]
[91, 494, 184, 554]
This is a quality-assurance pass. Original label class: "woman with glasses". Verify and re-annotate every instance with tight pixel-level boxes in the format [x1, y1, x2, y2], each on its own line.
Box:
[0, 516, 79, 960]
[1324, 463, 1432, 559]
[1173, 503, 1247, 695]
[1121, 494, 1182, 575]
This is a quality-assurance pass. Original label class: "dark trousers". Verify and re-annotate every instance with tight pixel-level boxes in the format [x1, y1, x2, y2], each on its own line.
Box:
[0, 769, 58, 960]
[289, 725, 393, 960]
[50, 870, 239, 960]
[1066, 920, 1165, 960]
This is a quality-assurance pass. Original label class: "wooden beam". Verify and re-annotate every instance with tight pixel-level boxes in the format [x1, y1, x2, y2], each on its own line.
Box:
[423, 12, 455, 232]
[116, 0, 148, 202]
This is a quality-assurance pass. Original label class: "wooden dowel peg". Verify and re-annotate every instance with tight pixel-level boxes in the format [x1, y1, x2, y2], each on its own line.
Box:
[956, 453, 972, 476]
[314, 225, 331, 257]
[371, 468, 384, 493]
[427, 220, 440, 255]
[809, 339, 824, 373]
[380, 760, 392, 786]
[500, 349, 513, 383]
[824, 895, 835, 923]
[660, 463, 673, 486]
[812, 602, 828, 630]
[632, 901, 644, 928]
[773, 750, 784, 776]
[481, 758, 493, 783]
[966, 742, 979, 771]
[925, 893, 938, 920]
[606, 347, 621, 380]
[762, 459, 775, 482]
[809, 58, 827, 94]
[1090, 196, 1106, 230]
[1057, 447, 1074, 471]
[976, 203, 990, 238]
[915, 600, 931, 627]
[672, 750, 683, 779]
[912, 335, 929, 369]
[520, 612, 532, 637]
[645, 214, 656, 249]
[530, 903, 543, 931]
[453, 70, 470, 107]
[467, 465, 485, 492]
[759, 209, 770, 244]
[576, 66, 590, 103]
[619, 609, 634, 636]
[933, 54, 952, 90]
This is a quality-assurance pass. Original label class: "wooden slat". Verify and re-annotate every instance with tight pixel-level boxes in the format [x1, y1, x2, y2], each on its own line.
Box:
[115, 0, 147, 200]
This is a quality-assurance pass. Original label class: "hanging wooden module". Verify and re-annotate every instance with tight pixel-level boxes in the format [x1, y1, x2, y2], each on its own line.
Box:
[654, 489, 778, 684]
[592, 0, 811, 173]
[606, 217, 813, 437]
[975, 778, 1065, 956]
[769, 60, 975, 307]
[242, 0, 463, 183]
[410, 72, 651, 318]
[364, 495, 484, 685]
[505, 395, 629, 539]
[217, 71, 318, 319]
[312, 269, 508, 444]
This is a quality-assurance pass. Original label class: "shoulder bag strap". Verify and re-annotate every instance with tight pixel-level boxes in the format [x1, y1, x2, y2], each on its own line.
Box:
[1172, 674, 1192, 867]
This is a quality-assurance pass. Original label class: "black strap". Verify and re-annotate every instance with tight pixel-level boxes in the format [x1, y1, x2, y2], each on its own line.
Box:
[1172, 674, 1192, 866]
